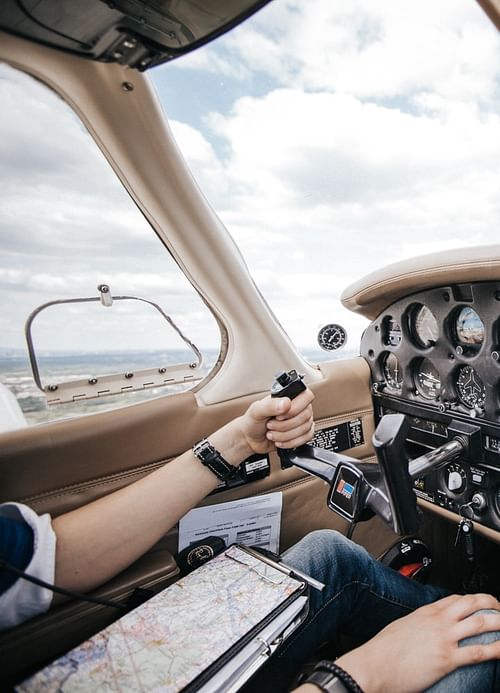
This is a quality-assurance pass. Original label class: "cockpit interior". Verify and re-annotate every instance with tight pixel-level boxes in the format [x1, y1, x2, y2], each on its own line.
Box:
[1, 0, 500, 689]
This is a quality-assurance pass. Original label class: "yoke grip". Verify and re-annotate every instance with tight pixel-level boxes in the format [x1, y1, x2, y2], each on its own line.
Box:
[271, 369, 306, 468]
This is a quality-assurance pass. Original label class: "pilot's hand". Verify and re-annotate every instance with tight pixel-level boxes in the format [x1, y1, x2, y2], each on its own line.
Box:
[239, 388, 315, 456]
[333, 593, 500, 693]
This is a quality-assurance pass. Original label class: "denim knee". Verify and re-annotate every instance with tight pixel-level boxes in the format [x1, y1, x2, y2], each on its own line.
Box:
[459, 609, 500, 647]
[425, 610, 500, 693]
[281, 529, 372, 587]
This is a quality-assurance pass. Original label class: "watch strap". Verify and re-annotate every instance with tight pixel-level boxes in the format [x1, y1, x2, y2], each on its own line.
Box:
[192, 439, 238, 481]
[306, 661, 364, 693]
[306, 670, 347, 693]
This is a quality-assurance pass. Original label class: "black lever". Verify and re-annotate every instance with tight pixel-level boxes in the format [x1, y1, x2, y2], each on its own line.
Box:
[271, 369, 306, 400]
[269, 372, 465, 536]
[271, 369, 307, 468]
[371, 414, 420, 535]
[272, 370, 391, 527]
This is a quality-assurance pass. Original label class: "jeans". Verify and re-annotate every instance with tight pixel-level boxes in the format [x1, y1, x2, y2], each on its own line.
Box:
[246, 530, 500, 693]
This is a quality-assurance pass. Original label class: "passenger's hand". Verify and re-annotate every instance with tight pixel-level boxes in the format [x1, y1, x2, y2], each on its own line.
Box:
[334, 593, 500, 693]
[238, 388, 315, 455]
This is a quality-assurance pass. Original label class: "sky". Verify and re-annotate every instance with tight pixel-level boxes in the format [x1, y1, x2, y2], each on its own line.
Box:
[1, 0, 500, 359]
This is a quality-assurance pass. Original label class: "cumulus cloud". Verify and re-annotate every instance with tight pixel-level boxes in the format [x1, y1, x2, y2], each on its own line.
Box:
[0, 65, 220, 352]
[169, 0, 500, 103]
[156, 0, 500, 347]
[2, 0, 500, 355]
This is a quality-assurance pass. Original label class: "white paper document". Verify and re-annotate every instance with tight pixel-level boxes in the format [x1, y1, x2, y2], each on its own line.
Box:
[178, 492, 283, 553]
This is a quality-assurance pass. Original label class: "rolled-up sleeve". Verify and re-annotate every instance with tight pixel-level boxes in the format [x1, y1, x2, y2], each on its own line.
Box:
[0, 502, 56, 629]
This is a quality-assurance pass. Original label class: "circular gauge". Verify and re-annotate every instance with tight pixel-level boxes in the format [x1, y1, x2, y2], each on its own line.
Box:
[382, 316, 402, 347]
[317, 324, 347, 351]
[409, 304, 439, 348]
[414, 358, 441, 400]
[455, 365, 486, 409]
[382, 353, 403, 392]
[454, 307, 485, 349]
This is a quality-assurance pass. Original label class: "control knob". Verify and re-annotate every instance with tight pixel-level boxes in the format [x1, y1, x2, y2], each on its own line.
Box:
[445, 463, 467, 494]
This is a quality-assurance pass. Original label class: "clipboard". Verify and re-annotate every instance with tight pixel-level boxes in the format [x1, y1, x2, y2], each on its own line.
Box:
[17, 545, 310, 692]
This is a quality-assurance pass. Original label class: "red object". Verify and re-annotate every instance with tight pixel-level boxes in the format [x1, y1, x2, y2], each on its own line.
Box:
[398, 562, 424, 579]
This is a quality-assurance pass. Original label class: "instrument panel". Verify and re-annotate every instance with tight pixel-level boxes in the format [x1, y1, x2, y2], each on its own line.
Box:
[361, 281, 500, 533]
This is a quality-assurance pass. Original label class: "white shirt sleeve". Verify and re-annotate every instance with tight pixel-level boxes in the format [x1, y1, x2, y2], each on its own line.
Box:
[0, 502, 56, 630]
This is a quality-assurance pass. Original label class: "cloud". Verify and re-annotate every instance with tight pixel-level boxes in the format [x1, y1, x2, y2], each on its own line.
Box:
[0, 65, 221, 351]
[208, 88, 500, 200]
[159, 0, 500, 348]
[165, 0, 500, 103]
[2, 0, 500, 357]
[200, 87, 500, 261]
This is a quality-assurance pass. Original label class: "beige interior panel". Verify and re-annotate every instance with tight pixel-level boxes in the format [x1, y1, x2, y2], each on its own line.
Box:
[0, 355, 378, 561]
[478, 0, 500, 32]
[0, 356, 374, 511]
[0, 355, 393, 685]
[0, 355, 382, 560]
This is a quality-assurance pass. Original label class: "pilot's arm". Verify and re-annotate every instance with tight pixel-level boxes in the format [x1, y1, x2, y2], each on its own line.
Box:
[52, 389, 314, 593]
[0, 388, 314, 628]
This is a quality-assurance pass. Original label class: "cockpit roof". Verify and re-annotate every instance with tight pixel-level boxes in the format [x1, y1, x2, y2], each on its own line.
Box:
[0, 0, 272, 71]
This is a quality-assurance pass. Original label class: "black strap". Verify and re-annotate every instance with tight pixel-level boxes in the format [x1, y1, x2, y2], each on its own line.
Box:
[192, 439, 238, 481]
[311, 660, 365, 693]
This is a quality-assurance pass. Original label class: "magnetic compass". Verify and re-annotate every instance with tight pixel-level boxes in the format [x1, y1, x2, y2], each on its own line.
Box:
[317, 324, 347, 351]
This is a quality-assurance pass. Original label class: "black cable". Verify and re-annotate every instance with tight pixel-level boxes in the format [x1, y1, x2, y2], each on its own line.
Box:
[0, 558, 127, 611]
[14, 0, 93, 50]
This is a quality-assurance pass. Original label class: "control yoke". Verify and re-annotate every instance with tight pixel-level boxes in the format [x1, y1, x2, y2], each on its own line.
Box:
[272, 370, 467, 535]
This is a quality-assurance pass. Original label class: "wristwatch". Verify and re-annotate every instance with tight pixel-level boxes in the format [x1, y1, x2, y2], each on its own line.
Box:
[192, 439, 238, 481]
[305, 661, 364, 693]
[306, 670, 347, 693]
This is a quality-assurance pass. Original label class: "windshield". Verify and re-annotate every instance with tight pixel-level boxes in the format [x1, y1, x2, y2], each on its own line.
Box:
[150, 0, 500, 358]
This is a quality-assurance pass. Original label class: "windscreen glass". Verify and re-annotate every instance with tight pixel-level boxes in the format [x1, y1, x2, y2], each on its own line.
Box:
[151, 0, 500, 361]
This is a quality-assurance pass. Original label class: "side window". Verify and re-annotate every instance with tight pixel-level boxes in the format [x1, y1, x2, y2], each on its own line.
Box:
[0, 65, 220, 431]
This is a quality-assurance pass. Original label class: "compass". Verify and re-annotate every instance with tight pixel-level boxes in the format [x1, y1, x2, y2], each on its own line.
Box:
[317, 324, 347, 351]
